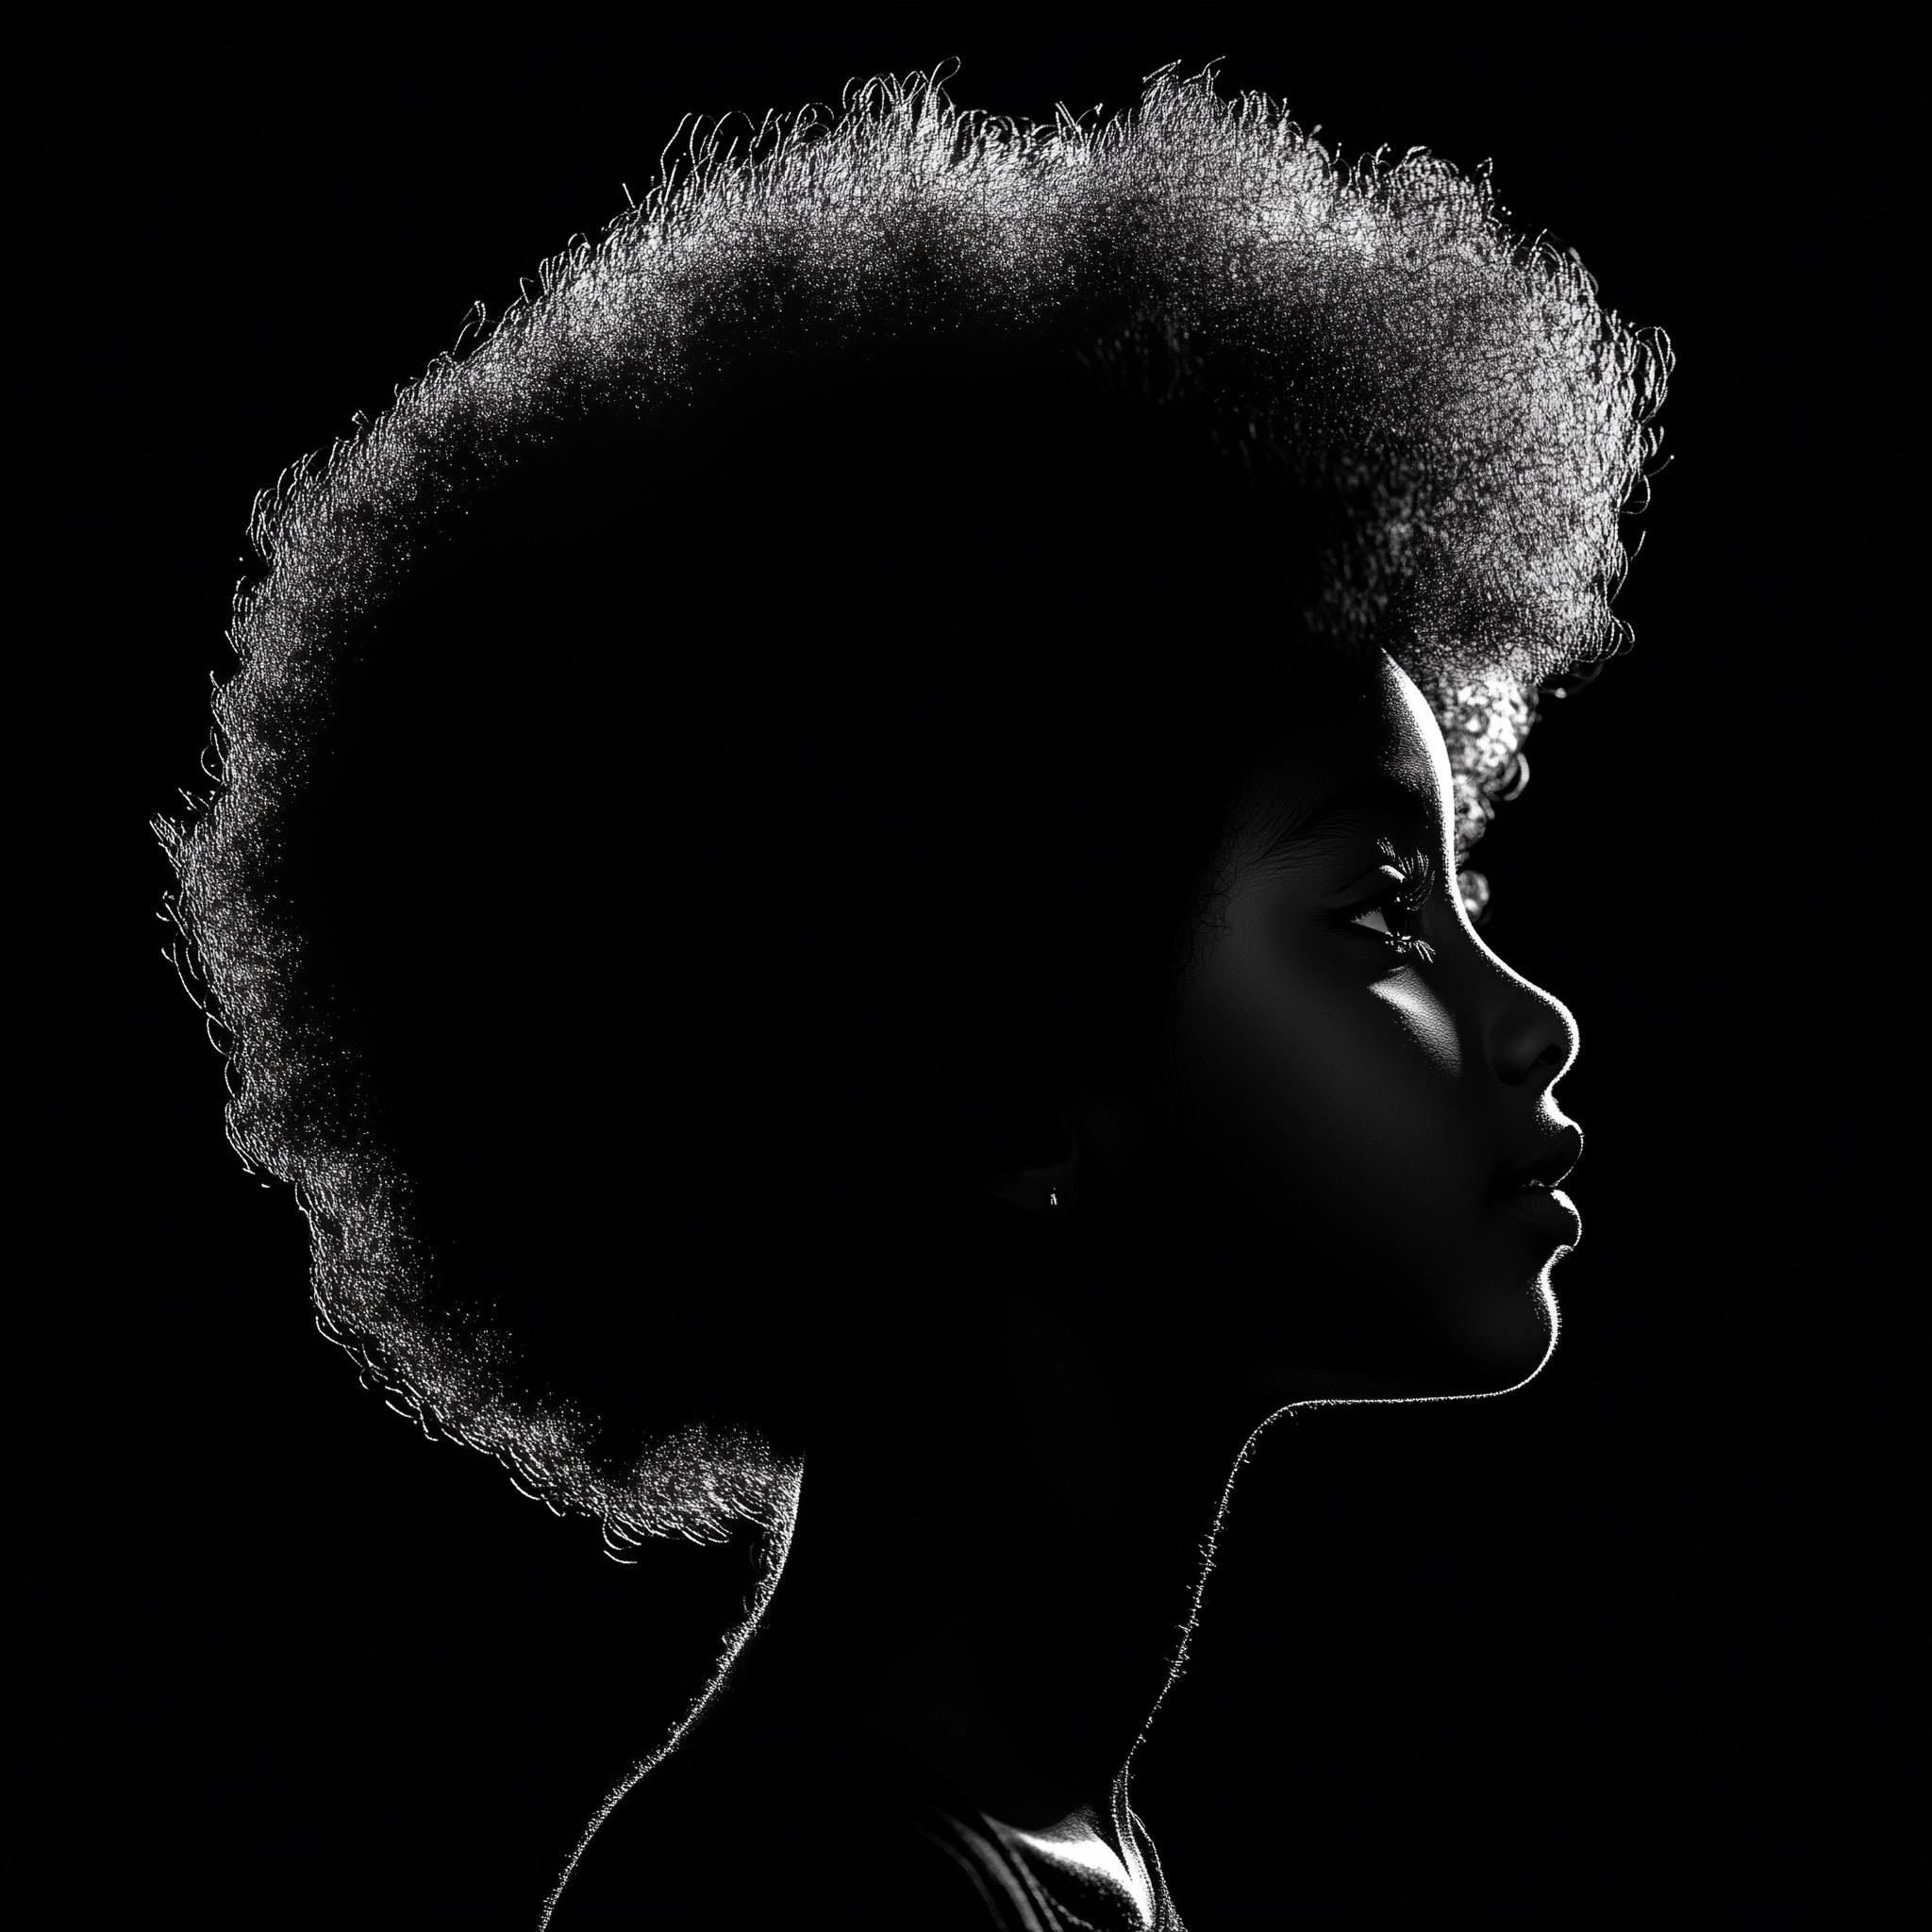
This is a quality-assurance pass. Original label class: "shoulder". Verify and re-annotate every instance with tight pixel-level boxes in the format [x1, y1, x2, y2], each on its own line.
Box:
[546, 1716, 1019, 1932]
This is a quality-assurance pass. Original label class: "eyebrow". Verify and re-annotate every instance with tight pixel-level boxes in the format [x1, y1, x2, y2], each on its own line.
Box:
[1255, 774, 1432, 860]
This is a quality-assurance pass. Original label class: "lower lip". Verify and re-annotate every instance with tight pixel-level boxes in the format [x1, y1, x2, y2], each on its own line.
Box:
[1498, 1185, 1582, 1248]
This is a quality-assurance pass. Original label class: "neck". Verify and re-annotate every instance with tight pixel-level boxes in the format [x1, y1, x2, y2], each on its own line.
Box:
[722, 1275, 1242, 1833]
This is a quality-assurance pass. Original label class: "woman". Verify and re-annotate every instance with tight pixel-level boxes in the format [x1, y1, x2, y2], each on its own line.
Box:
[162, 69, 1666, 1928]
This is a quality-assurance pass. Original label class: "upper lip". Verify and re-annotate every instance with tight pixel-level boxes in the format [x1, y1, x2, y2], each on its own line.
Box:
[1500, 1125, 1584, 1195]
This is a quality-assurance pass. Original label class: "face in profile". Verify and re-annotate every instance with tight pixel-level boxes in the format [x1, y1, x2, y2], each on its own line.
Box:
[1066, 654, 1582, 1414]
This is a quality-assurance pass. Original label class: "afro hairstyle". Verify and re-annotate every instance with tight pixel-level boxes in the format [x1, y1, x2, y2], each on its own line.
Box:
[160, 69, 1667, 1550]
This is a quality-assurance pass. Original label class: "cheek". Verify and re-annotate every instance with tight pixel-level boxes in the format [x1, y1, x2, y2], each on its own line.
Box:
[1168, 945, 1485, 1250]
[1158, 954, 1553, 1389]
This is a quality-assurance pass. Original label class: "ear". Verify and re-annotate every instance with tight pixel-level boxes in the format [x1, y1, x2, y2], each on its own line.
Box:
[984, 1115, 1081, 1216]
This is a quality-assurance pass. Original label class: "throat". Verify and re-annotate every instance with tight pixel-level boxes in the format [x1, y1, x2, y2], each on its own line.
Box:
[723, 1275, 1236, 1837]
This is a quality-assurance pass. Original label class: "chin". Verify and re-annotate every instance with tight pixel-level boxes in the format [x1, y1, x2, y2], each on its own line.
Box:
[1239, 1257, 1567, 1408]
[1441, 1271, 1561, 1397]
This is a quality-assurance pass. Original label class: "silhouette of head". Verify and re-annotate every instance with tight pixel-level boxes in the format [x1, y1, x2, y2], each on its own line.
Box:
[162, 72, 1665, 1555]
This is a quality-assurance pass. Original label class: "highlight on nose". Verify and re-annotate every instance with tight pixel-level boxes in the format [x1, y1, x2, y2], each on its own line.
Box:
[1488, 973, 1579, 1091]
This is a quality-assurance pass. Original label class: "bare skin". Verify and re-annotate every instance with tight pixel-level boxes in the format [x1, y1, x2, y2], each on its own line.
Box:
[721, 653, 1582, 1919]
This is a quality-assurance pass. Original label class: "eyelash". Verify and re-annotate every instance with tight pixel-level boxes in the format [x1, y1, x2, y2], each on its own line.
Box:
[1343, 850, 1438, 965]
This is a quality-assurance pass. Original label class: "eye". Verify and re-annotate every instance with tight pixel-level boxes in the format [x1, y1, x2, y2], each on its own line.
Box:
[1340, 853, 1438, 964]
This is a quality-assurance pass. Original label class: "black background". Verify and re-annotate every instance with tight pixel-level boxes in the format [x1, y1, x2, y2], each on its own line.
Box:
[21, 9, 1922, 1927]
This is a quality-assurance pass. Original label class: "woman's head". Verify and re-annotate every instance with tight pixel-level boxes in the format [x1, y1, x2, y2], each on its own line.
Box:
[1044, 652, 1582, 1426]
[161, 70, 1664, 1549]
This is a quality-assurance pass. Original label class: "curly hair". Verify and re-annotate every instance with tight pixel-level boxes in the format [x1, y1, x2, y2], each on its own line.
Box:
[159, 68, 1666, 1550]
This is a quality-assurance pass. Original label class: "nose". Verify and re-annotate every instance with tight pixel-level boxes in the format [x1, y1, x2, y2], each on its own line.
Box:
[1486, 964, 1579, 1095]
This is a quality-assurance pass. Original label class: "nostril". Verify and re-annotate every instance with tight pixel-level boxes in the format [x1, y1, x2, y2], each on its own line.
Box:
[1502, 1035, 1570, 1089]
[1491, 982, 1578, 1089]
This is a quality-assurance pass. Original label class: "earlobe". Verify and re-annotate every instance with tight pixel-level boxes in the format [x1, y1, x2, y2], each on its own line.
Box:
[985, 1121, 1081, 1216]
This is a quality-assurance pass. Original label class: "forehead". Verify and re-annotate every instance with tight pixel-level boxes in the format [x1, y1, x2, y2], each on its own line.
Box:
[1232, 654, 1448, 858]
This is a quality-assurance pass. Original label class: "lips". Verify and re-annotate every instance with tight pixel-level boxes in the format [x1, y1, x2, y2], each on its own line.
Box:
[1496, 1126, 1584, 1247]
[1498, 1182, 1582, 1247]
[1502, 1125, 1584, 1196]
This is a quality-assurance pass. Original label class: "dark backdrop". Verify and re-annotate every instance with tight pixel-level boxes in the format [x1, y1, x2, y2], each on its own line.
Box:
[21, 9, 1921, 1926]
